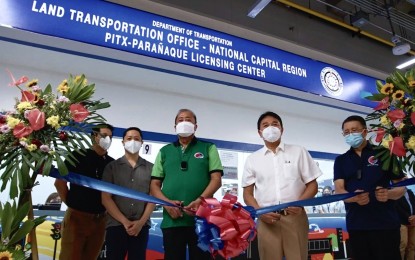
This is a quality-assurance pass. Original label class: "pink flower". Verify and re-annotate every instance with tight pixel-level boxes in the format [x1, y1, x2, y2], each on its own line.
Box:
[387, 109, 405, 122]
[32, 85, 41, 92]
[13, 123, 33, 138]
[411, 112, 415, 126]
[374, 97, 390, 111]
[26, 109, 45, 131]
[57, 96, 69, 103]
[70, 103, 89, 122]
[389, 136, 406, 157]
[21, 90, 36, 102]
[6, 69, 28, 86]
[39, 145, 50, 153]
[0, 125, 10, 133]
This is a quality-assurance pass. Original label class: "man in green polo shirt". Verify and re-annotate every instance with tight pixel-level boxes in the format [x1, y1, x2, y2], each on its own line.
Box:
[151, 108, 223, 260]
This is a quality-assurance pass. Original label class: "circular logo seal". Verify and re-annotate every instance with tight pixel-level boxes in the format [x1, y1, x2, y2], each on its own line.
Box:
[194, 152, 204, 158]
[320, 67, 343, 96]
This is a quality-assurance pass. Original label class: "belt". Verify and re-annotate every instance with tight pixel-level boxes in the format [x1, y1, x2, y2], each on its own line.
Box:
[68, 207, 106, 219]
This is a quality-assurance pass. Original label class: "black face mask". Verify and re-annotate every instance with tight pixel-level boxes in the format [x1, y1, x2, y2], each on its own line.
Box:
[322, 193, 331, 196]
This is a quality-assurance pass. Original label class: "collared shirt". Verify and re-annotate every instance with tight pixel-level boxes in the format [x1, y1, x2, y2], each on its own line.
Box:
[151, 137, 223, 228]
[334, 143, 403, 230]
[242, 143, 322, 207]
[102, 156, 153, 228]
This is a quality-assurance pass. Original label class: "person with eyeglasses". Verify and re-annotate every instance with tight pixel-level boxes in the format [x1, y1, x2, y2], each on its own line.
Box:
[242, 111, 322, 260]
[150, 108, 223, 260]
[101, 127, 154, 259]
[333, 115, 406, 260]
[55, 124, 114, 260]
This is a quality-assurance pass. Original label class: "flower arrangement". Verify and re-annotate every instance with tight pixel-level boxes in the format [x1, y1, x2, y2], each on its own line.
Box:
[0, 72, 110, 197]
[365, 67, 415, 175]
[0, 71, 110, 259]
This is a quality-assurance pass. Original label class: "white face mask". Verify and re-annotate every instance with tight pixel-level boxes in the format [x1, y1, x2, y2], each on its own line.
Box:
[262, 126, 281, 143]
[124, 140, 142, 154]
[98, 136, 112, 150]
[175, 121, 195, 137]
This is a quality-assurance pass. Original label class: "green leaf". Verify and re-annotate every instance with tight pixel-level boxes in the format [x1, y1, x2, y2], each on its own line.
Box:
[41, 157, 53, 176]
[376, 80, 384, 92]
[33, 215, 47, 227]
[43, 83, 52, 94]
[55, 152, 68, 176]
[8, 221, 35, 245]
[382, 156, 391, 171]
[365, 93, 387, 101]
[1, 202, 13, 240]
[20, 160, 31, 189]
[11, 202, 30, 232]
[10, 171, 19, 199]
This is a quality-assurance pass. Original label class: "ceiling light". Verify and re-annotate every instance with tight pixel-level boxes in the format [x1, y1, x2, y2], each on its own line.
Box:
[247, 0, 272, 18]
[391, 35, 411, 56]
[396, 57, 415, 69]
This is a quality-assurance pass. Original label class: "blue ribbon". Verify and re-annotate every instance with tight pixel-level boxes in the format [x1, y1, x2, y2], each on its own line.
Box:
[49, 168, 175, 207]
[255, 178, 415, 216]
[49, 168, 415, 218]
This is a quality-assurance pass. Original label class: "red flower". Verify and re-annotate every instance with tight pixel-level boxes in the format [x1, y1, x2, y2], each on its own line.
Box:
[26, 108, 45, 131]
[13, 123, 33, 138]
[389, 136, 406, 157]
[387, 109, 405, 122]
[375, 129, 385, 143]
[411, 112, 415, 126]
[70, 103, 89, 122]
[21, 90, 36, 102]
[31, 139, 42, 147]
[374, 97, 390, 111]
[36, 99, 45, 107]
[58, 131, 68, 141]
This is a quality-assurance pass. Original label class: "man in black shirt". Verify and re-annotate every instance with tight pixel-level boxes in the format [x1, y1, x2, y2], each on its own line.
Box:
[55, 124, 114, 260]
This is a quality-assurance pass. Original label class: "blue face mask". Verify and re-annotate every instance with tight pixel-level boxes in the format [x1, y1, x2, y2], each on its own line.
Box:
[344, 133, 364, 148]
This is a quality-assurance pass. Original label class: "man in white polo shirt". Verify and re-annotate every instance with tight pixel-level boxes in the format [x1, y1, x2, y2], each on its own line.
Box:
[242, 111, 322, 260]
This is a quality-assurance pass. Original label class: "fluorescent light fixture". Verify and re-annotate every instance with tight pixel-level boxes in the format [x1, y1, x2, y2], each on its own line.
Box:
[247, 0, 272, 18]
[396, 57, 415, 69]
[0, 24, 13, 28]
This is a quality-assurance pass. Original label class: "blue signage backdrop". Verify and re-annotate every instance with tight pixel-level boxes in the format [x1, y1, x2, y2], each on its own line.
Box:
[0, 0, 378, 107]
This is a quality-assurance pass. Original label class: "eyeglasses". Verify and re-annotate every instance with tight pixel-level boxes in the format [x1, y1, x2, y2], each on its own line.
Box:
[342, 128, 364, 136]
[180, 161, 188, 171]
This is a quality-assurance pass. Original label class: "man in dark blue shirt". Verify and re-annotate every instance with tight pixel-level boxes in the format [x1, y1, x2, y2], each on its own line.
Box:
[334, 115, 405, 260]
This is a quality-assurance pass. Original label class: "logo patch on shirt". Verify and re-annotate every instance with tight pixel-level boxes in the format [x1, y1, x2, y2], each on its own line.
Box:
[367, 156, 379, 166]
[194, 152, 204, 158]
